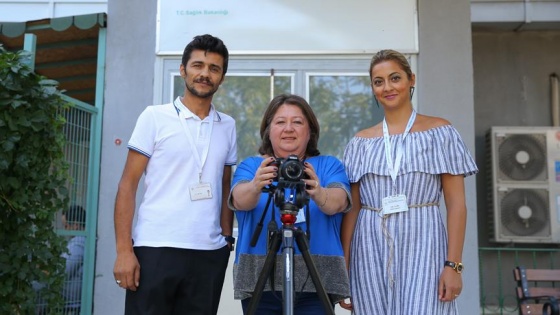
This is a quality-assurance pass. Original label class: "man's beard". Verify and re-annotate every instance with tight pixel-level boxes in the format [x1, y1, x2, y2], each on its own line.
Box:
[186, 78, 218, 99]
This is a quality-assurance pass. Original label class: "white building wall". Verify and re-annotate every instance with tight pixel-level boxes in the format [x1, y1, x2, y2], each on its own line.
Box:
[5, 0, 558, 314]
[96, 1, 479, 315]
[94, 0, 156, 314]
[417, 0, 479, 313]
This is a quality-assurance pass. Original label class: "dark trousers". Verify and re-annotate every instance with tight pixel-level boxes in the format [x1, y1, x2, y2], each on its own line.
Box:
[241, 291, 333, 315]
[125, 246, 230, 315]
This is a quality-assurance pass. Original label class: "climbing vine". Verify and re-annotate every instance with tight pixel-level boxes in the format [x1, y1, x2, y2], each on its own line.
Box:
[0, 46, 70, 314]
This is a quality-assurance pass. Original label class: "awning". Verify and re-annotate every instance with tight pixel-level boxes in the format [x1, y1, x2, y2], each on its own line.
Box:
[0, 13, 106, 105]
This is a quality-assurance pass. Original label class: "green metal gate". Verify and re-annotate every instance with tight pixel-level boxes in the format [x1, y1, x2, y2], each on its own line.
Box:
[58, 93, 102, 315]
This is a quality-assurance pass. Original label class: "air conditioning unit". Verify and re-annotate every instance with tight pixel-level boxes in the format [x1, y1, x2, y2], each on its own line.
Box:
[488, 126, 560, 243]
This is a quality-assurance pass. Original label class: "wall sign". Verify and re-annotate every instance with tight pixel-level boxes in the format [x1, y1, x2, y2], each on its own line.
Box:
[157, 0, 417, 54]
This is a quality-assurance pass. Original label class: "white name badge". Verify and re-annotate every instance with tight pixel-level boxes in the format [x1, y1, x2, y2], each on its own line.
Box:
[295, 208, 306, 224]
[381, 194, 409, 216]
[190, 182, 213, 201]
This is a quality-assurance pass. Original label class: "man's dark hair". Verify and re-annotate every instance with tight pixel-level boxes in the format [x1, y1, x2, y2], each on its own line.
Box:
[63, 205, 86, 228]
[181, 34, 229, 75]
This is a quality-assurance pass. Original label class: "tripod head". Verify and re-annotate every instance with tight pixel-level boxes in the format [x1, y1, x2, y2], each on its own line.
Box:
[280, 203, 299, 226]
[274, 177, 309, 213]
[268, 154, 310, 214]
[250, 156, 310, 247]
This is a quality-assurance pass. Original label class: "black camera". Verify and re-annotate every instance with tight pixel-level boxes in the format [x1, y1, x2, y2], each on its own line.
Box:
[273, 155, 307, 184]
[268, 155, 309, 213]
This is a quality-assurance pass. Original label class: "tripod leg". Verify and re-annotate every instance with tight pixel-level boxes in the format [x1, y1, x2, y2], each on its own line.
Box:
[247, 230, 282, 315]
[282, 229, 295, 315]
[294, 229, 335, 315]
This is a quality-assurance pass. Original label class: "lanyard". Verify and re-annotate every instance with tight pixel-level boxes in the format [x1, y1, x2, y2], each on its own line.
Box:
[173, 98, 215, 182]
[382, 110, 416, 193]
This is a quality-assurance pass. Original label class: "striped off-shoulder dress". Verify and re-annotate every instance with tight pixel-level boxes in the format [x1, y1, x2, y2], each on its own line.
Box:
[343, 125, 478, 315]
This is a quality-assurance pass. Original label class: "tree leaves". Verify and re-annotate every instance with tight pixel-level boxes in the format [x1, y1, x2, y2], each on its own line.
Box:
[0, 45, 70, 315]
[213, 74, 382, 161]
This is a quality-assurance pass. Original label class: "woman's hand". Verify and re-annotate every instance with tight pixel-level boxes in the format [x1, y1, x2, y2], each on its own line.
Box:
[250, 157, 278, 193]
[303, 162, 322, 200]
[303, 162, 349, 215]
[231, 157, 278, 211]
[438, 267, 462, 302]
[339, 298, 353, 311]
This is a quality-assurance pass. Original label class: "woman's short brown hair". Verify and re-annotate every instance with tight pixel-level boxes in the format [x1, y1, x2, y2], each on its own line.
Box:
[258, 94, 320, 157]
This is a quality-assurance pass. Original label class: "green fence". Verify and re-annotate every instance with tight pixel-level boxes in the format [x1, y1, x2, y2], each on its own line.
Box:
[59, 96, 100, 315]
[479, 247, 560, 315]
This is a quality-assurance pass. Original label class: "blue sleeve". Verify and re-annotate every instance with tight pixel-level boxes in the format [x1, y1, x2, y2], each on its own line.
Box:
[311, 155, 351, 212]
[64, 236, 85, 277]
[314, 156, 350, 191]
[232, 156, 263, 186]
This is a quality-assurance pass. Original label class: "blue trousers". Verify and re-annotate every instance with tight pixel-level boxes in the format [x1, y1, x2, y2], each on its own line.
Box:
[241, 291, 334, 315]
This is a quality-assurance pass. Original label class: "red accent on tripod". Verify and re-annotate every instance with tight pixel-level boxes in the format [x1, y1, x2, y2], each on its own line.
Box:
[280, 213, 296, 225]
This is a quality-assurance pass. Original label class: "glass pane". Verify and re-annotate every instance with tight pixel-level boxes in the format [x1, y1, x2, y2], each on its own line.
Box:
[309, 75, 384, 160]
[173, 75, 292, 161]
[173, 75, 183, 100]
[215, 75, 291, 161]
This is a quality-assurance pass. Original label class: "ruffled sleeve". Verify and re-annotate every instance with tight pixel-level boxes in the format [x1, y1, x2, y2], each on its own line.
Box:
[343, 136, 367, 183]
[343, 125, 478, 182]
[410, 125, 479, 177]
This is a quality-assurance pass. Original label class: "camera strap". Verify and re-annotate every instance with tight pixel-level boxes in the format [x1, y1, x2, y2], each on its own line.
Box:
[305, 204, 311, 241]
[249, 189, 276, 247]
[267, 197, 277, 249]
[267, 202, 278, 291]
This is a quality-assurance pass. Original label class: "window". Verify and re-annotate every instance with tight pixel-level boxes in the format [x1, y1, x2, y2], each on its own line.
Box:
[160, 57, 402, 161]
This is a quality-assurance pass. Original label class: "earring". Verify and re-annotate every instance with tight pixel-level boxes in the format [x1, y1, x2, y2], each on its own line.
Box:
[410, 86, 415, 99]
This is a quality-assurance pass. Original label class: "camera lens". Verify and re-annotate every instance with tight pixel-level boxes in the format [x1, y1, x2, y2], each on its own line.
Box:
[282, 160, 303, 181]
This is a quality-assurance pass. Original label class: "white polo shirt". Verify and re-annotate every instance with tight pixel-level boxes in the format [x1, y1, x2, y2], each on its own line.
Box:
[128, 98, 237, 250]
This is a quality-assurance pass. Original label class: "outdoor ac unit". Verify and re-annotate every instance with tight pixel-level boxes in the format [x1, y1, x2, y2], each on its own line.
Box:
[488, 126, 560, 243]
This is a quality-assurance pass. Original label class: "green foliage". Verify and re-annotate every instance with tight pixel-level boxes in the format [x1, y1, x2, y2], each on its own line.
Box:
[310, 75, 384, 158]
[213, 74, 382, 161]
[213, 76, 291, 160]
[0, 46, 70, 314]
[174, 71, 382, 161]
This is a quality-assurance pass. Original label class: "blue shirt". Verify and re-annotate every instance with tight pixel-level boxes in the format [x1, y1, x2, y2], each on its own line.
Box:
[230, 155, 351, 301]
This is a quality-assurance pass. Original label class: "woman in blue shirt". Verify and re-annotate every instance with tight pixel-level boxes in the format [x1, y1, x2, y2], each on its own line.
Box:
[229, 94, 351, 315]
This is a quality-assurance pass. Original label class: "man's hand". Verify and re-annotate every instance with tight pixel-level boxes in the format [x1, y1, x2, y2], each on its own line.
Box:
[113, 251, 141, 291]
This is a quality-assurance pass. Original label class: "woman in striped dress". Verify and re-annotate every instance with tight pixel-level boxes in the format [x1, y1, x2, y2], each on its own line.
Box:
[340, 49, 478, 314]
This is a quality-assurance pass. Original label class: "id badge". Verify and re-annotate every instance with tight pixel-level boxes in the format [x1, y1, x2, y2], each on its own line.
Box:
[295, 207, 306, 224]
[190, 182, 213, 201]
[381, 194, 408, 216]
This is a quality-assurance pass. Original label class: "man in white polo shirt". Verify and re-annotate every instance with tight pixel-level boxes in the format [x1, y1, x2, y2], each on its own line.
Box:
[113, 34, 237, 315]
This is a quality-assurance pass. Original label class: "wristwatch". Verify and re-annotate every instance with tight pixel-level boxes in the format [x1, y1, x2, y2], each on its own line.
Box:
[224, 235, 235, 251]
[444, 261, 464, 274]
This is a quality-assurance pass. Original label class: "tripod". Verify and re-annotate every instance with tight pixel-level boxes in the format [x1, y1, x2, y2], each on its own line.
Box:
[247, 189, 334, 315]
